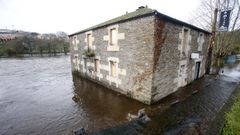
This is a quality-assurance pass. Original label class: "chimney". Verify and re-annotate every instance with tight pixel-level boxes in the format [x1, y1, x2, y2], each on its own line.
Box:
[137, 6, 145, 10]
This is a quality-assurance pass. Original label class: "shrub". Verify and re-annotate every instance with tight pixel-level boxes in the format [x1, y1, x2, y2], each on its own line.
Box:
[83, 48, 95, 57]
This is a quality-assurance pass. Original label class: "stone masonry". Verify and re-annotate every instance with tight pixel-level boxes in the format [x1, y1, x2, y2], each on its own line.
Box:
[151, 17, 209, 103]
[69, 7, 210, 104]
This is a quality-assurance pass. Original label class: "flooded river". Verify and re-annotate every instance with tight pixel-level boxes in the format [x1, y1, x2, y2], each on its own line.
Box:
[0, 56, 239, 135]
[93, 63, 240, 135]
[0, 56, 146, 135]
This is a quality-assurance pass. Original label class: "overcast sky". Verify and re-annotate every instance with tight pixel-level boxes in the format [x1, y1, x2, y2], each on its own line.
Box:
[0, 0, 201, 34]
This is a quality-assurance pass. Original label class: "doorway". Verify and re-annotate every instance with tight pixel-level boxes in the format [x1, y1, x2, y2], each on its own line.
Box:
[179, 64, 186, 87]
[83, 58, 87, 73]
[74, 55, 79, 71]
[194, 62, 201, 80]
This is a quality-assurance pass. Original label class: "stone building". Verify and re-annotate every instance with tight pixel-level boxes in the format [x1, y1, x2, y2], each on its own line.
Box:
[69, 6, 210, 104]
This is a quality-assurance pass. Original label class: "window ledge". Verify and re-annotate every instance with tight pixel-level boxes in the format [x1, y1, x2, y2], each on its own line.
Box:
[106, 75, 121, 84]
[107, 45, 119, 51]
[84, 45, 96, 50]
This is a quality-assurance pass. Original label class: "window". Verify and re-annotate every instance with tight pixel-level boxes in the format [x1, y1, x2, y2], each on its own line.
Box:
[74, 55, 78, 63]
[198, 33, 204, 51]
[74, 55, 79, 71]
[110, 28, 117, 45]
[182, 29, 189, 54]
[73, 36, 78, 50]
[83, 58, 87, 72]
[179, 64, 186, 87]
[94, 59, 100, 73]
[180, 65, 185, 74]
[87, 33, 92, 48]
[110, 61, 116, 77]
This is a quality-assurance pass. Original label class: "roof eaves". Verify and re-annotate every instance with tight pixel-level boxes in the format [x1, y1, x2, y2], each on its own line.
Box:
[69, 8, 211, 37]
[154, 12, 211, 34]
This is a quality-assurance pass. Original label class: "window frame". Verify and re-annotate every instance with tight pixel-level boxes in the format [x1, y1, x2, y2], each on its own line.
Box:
[197, 33, 204, 52]
[182, 28, 190, 55]
[110, 28, 117, 46]
[87, 33, 92, 48]
[110, 61, 117, 77]
[73, 36, 78, 50]
[94, 59, 100, 73]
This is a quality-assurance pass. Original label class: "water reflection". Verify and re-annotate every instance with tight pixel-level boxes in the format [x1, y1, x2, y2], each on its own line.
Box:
[221, 62, 240, 81]
[93, 62, 240, 135]
[0, 56, 239, 135]
[72, 74, 147, 131]
[0, 56, 148, 135]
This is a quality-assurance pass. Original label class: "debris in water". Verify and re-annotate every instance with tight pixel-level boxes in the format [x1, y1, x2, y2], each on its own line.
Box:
[73, 127, 87, 135]
[127, 108, 151, 122]
[205, 83, 211, 87]
[127, 113, 138, 121]
[192, 90, 198, 94]
[72, 95, 80, 102]
[170, 100, 180, 105]
[137, 108, 145, 118]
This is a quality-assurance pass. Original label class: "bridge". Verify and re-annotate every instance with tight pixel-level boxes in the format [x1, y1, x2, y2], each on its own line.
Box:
[0, 34, 15, 44]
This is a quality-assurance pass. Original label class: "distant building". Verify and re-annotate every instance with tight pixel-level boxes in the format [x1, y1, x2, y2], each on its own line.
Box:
[0, 29, 41, 43]
[69, 6, 210, 104]
[0, 34, 15, 43]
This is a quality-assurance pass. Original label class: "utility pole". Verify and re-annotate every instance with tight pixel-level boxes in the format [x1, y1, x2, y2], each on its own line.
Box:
[206, 8, 218, 74]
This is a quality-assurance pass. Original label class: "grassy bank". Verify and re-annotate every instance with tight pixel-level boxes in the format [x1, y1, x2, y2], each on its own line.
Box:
[222, 88, 240, 135]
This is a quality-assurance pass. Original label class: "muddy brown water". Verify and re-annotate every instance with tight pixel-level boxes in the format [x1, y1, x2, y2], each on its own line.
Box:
[0, 56, 239, 135]
[92, 62, 240, 135]
[0, 56, 147, 135]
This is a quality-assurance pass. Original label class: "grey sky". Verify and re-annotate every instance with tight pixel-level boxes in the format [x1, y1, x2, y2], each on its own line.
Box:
[0, 0, 201, 34]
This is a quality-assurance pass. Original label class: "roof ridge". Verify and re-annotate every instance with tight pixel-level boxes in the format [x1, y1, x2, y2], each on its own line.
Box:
[69, 7, 155, 36]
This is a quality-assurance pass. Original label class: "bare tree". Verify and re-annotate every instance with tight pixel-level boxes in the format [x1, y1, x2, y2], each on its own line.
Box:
[189, 0, 240, 74]
[189, 0, 240, 31]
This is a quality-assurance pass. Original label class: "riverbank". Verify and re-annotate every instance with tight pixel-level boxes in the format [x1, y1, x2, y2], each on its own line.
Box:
[0, 52, 69, 58]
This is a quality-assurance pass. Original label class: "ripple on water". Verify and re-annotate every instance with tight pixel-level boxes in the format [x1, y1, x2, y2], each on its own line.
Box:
[0, 56, 239, 135]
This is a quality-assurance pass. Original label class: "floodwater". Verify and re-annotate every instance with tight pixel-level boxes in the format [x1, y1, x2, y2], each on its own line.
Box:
[0, 56, 147, 135]
[93, 63, 240, 135]
[0, 56, 239, 135]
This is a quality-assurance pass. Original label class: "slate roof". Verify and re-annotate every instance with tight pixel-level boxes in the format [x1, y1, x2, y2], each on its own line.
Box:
[69, 7, 210, 37]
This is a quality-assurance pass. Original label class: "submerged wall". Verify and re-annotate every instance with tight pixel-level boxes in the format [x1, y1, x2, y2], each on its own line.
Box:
[151, 17, 209, 103]
[70, 16, 155, 104]
[70, 15, 210, 104]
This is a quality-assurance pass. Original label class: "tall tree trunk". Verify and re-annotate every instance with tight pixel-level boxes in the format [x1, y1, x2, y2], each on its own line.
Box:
[212, 57, 224, 74]
[206, 8, 218, 74]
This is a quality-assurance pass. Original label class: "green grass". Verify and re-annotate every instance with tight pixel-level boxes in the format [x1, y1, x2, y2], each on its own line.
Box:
[222, 91, 240, 135]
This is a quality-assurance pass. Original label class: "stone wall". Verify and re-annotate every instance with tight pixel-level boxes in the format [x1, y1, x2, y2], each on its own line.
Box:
[151, 17, 210, 103]
[70, 16, 155, 104]
[70, 15, 210, 104]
